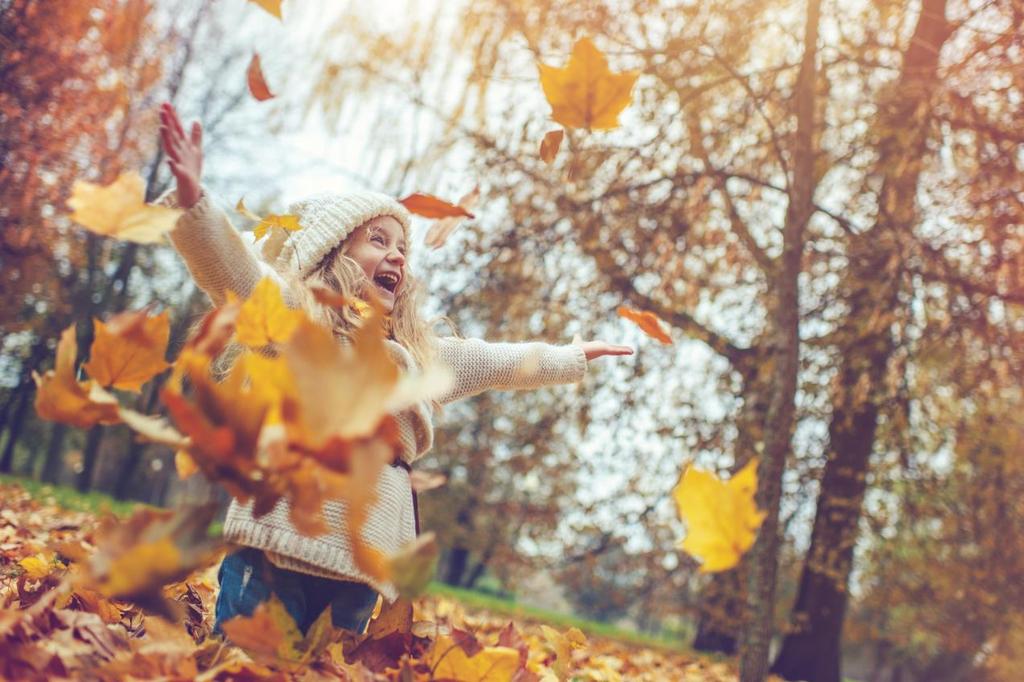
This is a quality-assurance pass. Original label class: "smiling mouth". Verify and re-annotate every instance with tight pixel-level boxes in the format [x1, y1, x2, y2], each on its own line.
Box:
[373, 272, 399, 295]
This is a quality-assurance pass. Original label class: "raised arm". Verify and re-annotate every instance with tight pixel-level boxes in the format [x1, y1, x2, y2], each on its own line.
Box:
[158, 102, 275, 305]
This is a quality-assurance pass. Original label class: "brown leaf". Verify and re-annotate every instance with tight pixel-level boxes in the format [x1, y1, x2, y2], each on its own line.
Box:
[399, 192, 475, 220]
[423, 187, 480, 249]
[409, 470, 447, 493]
[246, 53, 274, 101]
[617, 305, 672, 345]
[539, 129, 564, 164]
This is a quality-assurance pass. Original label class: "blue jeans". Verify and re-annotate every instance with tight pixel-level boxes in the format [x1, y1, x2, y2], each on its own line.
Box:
[213, 548, 378, 636]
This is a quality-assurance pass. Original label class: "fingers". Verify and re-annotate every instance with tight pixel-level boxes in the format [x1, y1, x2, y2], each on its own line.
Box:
[159, 125, 180, 160]
[190, 121, 202, 148]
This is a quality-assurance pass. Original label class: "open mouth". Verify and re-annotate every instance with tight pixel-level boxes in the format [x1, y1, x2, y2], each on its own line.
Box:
[373, 271, 400, 295]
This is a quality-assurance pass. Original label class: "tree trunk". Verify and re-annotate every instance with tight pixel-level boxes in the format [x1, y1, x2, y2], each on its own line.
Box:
[738, 2, 820, 679]
[77, 424, 105, 492]
[693, 356, 771, 654]
[445, 546, 469, 586]
[41, 423, 68, 484]
[772, 3, 952, 681]
[0, 380, 32, 473]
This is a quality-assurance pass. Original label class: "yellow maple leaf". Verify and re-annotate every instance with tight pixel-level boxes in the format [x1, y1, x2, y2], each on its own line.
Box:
[236, 198, 302, 241]
[429, 634, 521, 681]
[541, 625, 587, 680]
[83, 309, 171, 391]
[672, 458, 766, 573]
[235, 277, 302, 347]
[247, 0, 282, 20]
[33, 326, 122, 428]
[68, 171, 182, 243]
[538, 37, 638, 130]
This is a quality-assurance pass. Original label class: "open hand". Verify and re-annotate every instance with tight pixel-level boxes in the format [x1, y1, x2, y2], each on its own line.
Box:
[159, 102, 203, 209]
[577, 340, 634, 362]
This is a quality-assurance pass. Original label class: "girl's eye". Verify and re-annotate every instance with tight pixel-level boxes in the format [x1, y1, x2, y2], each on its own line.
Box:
[371, 234, 385, 245]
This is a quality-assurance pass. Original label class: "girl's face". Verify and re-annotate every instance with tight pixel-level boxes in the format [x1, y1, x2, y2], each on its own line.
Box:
[345, 215, 407, 313]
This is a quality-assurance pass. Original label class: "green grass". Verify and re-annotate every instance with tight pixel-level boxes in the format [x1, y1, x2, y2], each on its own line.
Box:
[0, 473, 138, 516]
[1, 474, 688, 654]
[426, 581, 691, 654]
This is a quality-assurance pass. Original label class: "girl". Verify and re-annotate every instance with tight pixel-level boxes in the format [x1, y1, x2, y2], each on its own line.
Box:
[157, 102, 633, 636]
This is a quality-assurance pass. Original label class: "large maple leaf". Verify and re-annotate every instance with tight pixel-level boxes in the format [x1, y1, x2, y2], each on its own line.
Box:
[538, 37, 638, 130]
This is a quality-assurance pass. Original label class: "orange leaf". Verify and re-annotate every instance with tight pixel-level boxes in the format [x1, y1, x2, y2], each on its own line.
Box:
[33, 326, 122, 428]
[617, 305, 672, 345]
[83, 310, 171, 391]
[540, 129, 564, 164]
[423, 187, 480, 249]
[538, 37, 638, 130]
[246, 53, 274, 101]
[399, 192, 475, 220]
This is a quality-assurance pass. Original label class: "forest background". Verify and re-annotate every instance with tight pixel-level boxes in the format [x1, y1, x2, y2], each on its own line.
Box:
[2, 1, 1022, 681]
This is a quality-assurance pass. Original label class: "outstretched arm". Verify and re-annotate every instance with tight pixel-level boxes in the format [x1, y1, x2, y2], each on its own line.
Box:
[157, 102, 275, 305]
[435, 336, 632, 405]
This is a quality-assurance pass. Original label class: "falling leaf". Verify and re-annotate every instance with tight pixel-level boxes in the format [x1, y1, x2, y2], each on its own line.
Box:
[174, 450, 198, 480]
[409, 470, 447, 493]
[83, 309, 171, 391]
[83, 504, 223, 613]
[540, 129, 564, 164]
[429, 634, 521, 682]
[423, 187, 480, 249]
[119, 408, 189, 448]
[538, 37, 638, 130]
[33, 326, 122, 429]
[388, 532, 439, 599]
[235, 277, 302, 347]
[617, 305, 672, 345]
[68, 171, 182, 244]
[399, 192, 475, 220]
[237, 197, 302, 241]
[247, 0, 282, 20]
[672, 458, 766, 573]
[246, 53, 275, 101]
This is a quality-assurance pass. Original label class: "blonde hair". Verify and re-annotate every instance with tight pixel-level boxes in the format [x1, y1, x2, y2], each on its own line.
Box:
[281, 236, 438, 370]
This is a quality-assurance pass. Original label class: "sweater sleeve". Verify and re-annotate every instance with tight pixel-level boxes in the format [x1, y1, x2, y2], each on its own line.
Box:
[434, 336, 588, 405]
[156, 188, 282, 305]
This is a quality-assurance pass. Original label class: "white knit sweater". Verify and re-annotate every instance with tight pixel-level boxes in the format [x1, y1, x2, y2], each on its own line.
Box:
[162, 189, 588, 600]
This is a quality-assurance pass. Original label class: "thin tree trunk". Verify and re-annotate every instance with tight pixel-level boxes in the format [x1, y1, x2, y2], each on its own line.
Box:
[41, 422, 68, 484]
[738, 2, 820, 680]
[77, 424, 105, 492]
[771, 4, 952, 681]
[0, 380, 32, 473]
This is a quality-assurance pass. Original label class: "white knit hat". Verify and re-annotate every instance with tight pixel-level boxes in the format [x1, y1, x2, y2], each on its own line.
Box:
[271, 190, 412, 278]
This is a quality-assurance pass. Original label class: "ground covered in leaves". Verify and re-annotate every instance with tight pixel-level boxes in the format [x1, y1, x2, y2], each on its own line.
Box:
[0, 483, 746, 681]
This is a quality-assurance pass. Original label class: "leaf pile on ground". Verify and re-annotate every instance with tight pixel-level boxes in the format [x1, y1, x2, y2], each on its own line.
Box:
[0, 483, 746, 681]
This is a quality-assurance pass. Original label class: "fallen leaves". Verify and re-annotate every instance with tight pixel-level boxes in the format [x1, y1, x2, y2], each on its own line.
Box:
[68, 171, 182, 244]
[236, 198, 302, 241]
[538, 37, 638, 130]
[246, 53, 275, 101]
[1, 482, 750, 681]
[617, 305, 672, 345]
[672, 458, 766, 573]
